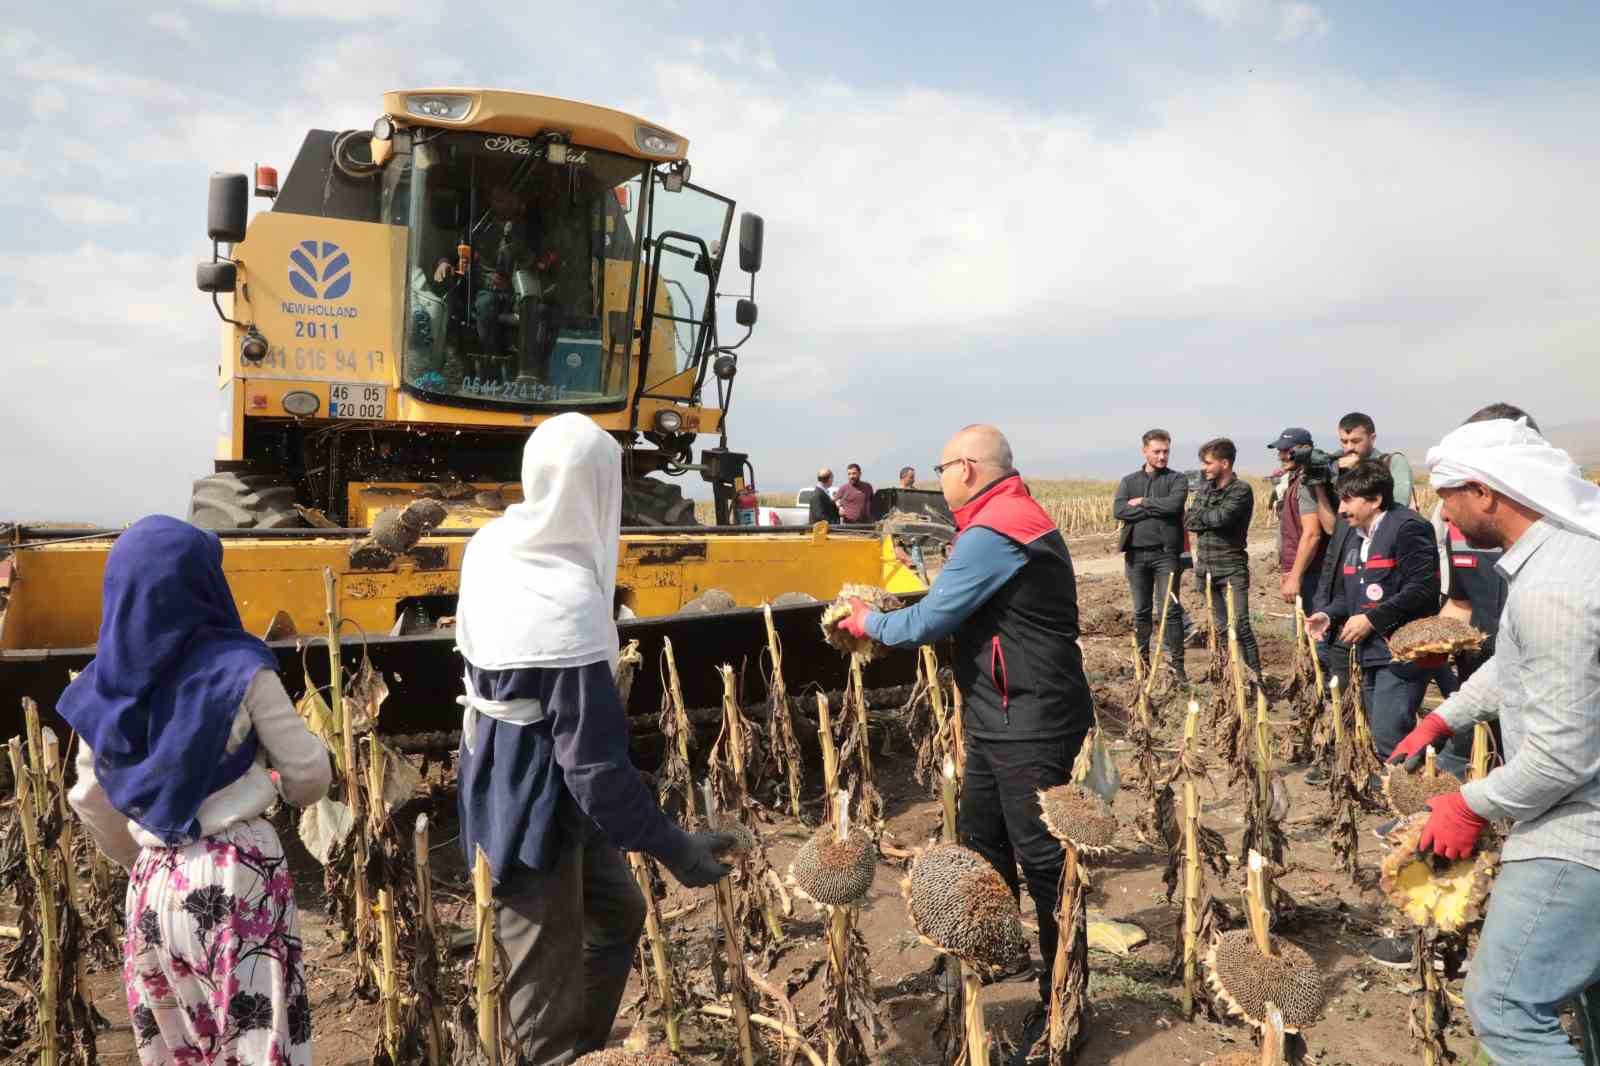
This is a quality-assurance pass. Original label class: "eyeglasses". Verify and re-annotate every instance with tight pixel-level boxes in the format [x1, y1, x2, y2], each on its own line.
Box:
[932, 457, 975, 476]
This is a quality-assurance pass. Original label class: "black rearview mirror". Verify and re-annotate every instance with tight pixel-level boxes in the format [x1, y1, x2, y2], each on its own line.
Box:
[738, 212, 764, 274]
[196, 261, 237, 294]
[735, 299, 758, 327]
[207, 173, 249, 244]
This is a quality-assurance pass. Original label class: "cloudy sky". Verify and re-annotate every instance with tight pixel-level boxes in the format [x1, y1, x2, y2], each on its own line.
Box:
[4, 2, 1598, 523]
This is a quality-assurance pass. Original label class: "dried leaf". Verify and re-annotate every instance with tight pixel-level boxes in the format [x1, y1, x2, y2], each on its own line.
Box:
[299, 797, 355, 865]
[296, 676, 338, 750]
[378, 742, 424, 812]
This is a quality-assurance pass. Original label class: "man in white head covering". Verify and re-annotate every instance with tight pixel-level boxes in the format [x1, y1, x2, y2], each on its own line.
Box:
[1384, 414, 1600, 1065]
[455, 413, 736, 1064]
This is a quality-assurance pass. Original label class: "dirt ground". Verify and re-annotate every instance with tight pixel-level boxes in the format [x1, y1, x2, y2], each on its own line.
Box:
[75, 533, 1481, 1065]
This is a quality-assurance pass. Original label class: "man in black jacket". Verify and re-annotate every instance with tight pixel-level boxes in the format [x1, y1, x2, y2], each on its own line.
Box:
[1306, 461, 1448, 770]
[1184, 438, 1260, 675]
[808, 468, 841, 525]
[1115, 429, 1189, 679]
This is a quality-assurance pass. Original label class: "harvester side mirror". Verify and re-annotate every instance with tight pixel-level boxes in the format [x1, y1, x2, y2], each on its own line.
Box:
[197, 261, 238, 294]
[207, 173, 249, 244]
[738, 212, 763, 274]
[735, 298, 758, 327]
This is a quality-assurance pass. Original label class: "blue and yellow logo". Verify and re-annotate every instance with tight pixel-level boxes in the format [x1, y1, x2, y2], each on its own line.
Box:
[289, 240, 352, 301]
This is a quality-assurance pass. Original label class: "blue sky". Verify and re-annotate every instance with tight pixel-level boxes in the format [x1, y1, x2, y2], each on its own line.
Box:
[3, 2, 1598, 521]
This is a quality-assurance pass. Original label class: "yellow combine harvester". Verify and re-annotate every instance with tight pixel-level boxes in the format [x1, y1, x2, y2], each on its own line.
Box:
[0, 88, 927, 745]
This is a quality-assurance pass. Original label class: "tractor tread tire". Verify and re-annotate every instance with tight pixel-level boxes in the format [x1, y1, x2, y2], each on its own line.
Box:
[623, 478, 698, 527]
[188, 473, 302, 531]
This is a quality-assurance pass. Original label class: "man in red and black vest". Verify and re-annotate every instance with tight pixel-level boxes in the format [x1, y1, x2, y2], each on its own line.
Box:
[837, 424, 1092, 1032]
[1306, 461, 1449, 770]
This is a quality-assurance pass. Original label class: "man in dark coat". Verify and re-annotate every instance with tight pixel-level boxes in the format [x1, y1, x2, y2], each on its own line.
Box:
[808, 468, 841, 524]
[1115, 429, 1189, 679]
[1307, 460, 1444, 769]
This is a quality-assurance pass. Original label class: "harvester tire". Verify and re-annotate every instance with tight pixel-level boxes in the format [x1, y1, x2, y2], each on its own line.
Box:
[188, 473, 302, 530]
[623, 477, 697, 527]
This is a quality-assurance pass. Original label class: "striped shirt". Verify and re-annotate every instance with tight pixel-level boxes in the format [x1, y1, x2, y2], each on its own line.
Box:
[1439, 519, 1600, 870]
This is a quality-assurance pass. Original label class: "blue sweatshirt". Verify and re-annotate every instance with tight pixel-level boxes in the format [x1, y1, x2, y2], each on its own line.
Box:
[865, 526, 1027, 646]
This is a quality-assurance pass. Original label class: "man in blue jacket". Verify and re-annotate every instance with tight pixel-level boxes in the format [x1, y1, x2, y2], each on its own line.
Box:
[1307, 460, 1443, 770]
[837, 424, 1093, 1057]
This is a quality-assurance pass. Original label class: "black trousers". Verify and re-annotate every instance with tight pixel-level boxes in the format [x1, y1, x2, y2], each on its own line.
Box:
[1125, 549, 1185, 676]
[495, 806, 647, 1064]
[958, 728, 1090, 1002]
[1199, 569, 1261, 675]
[1363, 660, 1473, 777]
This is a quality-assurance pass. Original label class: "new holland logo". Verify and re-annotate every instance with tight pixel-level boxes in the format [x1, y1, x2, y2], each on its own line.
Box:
[289, 240, 353, 301]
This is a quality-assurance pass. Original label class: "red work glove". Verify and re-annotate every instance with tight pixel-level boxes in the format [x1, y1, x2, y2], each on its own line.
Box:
[838, 597, 871, 640]
[1418, 792, 1489, 861]
[1388, 713, 1454, 769]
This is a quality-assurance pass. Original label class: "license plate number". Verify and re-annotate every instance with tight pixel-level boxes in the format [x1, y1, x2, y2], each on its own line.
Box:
[329, 384, 385, 420]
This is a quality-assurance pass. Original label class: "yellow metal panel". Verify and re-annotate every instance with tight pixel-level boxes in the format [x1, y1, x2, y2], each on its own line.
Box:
[379, 88, 688, 161]
[881, 535, 927, 595]
[2, 529, 924, 653]
[230, 214, 399, 388]
[346, 483, 525, 529]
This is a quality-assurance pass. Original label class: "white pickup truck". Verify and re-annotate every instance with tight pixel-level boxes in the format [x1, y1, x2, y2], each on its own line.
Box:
[754, 489, 816, 527]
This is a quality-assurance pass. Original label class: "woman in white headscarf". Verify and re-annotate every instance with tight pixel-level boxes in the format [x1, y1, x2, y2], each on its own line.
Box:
[455, 413, 733, 1065]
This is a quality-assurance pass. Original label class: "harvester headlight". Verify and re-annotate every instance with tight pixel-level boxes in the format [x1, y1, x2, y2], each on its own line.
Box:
[635, 125, 681, 156]
[282, 390, 320, 417]
[240, 326, 269, 363]
[372, 115, 396, 141]
[405, 94, 473, 122]
[653, 409, 683, 433]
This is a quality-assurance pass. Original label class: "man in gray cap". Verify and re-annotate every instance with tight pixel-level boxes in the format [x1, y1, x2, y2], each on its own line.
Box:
[1270, 427, 1330, 610]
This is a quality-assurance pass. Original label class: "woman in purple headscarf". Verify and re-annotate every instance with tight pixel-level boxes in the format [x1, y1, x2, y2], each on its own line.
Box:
[61, 516, 332, 1066]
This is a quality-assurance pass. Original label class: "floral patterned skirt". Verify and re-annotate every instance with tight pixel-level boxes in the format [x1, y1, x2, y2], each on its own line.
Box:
[124, 817, 312, 1066]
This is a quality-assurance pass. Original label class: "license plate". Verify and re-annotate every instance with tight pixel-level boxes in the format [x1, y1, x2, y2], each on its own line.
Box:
[329, 384, 386, 420]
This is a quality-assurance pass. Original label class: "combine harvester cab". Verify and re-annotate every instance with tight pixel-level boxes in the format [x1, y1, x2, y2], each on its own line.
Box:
[1, 88, 941, 757]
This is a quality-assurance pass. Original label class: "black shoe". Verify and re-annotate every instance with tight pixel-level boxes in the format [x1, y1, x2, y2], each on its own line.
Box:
[1366, 935, 1414, 970]
[1009, 1003, 1049, 1066]
[1305, 766, 1329, 786]
[1372, 817, 1401, 844]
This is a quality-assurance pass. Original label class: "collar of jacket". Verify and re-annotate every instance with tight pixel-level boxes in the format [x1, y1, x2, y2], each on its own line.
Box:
[952, 471, 1058, 547]
[954, 473, 1024, 530]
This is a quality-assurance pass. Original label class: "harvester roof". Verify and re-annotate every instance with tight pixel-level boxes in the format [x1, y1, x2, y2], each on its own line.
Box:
[380, 87, 689, 162]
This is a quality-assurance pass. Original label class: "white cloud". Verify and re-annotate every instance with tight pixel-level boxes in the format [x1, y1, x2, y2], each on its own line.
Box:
[148, 11, 202, 44]
[1172, 0, 1330, 38]
[0, 245, 216, 523]
[636, 62, 1600, 480]
[191, 0, 435, 22]
[1277, 2, 1330, 40]
[30, 85, 67, 120]
[46, 194, 137, 226]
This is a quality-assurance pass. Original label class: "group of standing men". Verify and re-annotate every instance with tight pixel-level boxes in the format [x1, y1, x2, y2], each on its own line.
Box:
[1112, 403, 1600, 1063]
[808, 463, 919, 524]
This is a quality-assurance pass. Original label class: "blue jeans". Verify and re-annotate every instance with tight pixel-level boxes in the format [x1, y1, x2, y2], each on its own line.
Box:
[1466, 857, 1600, 1064]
